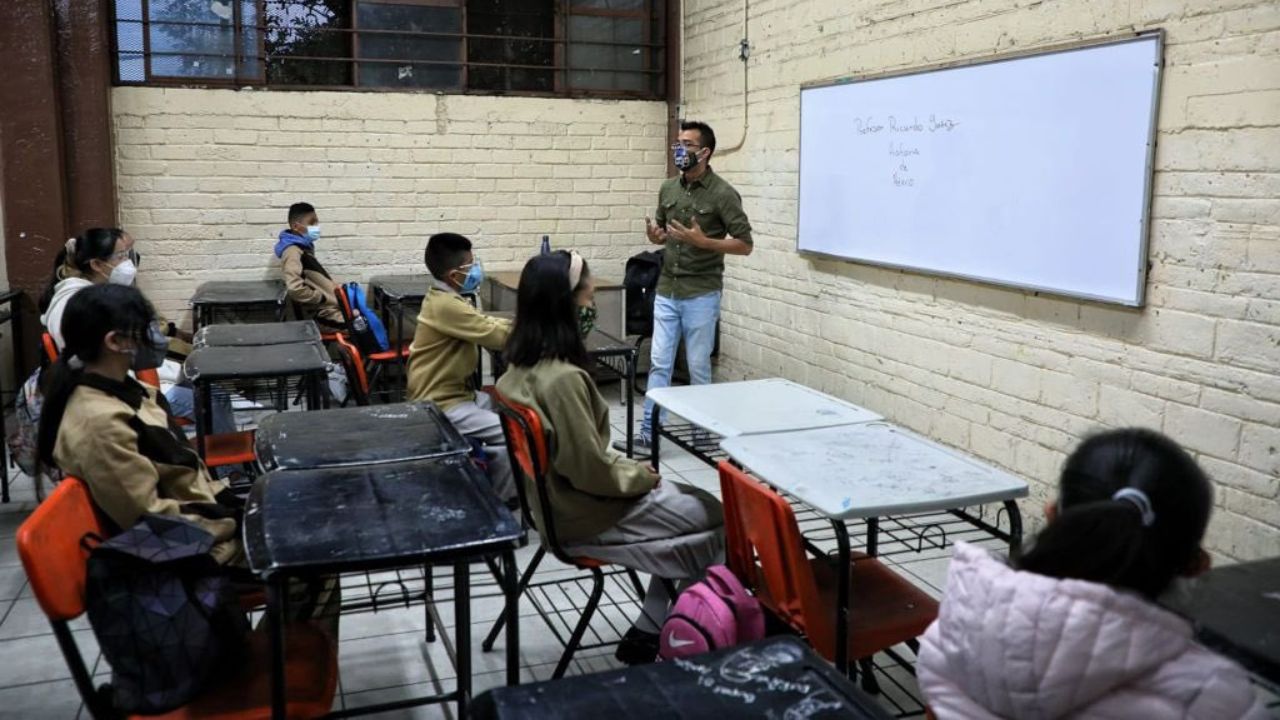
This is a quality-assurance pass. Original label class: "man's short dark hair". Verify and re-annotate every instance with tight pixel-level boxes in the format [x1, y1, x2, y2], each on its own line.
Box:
[288, 202, 316, 224]
[425, 233, 473, 281]
[680, 120, 716, 154]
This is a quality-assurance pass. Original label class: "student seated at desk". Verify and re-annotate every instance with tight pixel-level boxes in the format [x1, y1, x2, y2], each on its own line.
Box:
[37, 284, 244, 565]
[919, 428, 1267, 719]
[275, 202, 344, 330]
[496, 250, 724, 666]
[407, 232, 515, 500]
[38, 228, 234, 434]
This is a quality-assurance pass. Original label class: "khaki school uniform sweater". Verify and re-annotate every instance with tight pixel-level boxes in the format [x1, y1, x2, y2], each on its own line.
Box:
[53, 375, 241, 565]
[495, 358, 656, 542]
[280, 244, 344, 328]
[407, 284, 511, 410]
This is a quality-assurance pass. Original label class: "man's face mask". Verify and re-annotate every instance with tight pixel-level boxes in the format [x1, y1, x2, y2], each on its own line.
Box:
[577, 303, 598, 338]
[672, 143, 702, 171]
[129, 325, 169, 371]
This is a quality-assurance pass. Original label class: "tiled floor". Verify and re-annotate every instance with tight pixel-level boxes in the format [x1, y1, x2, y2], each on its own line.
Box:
[0, 388, 1097, 718]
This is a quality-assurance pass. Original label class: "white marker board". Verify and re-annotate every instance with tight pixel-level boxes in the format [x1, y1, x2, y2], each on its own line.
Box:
[797, 34, 1162, 306]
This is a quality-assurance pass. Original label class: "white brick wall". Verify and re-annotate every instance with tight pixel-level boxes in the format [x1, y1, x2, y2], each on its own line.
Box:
[111, 88, 668, 320]
[685, 0, 1280, 560]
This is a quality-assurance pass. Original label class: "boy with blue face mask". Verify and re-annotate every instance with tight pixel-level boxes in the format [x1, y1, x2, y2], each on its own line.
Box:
[407, 232, 515, 500]
[275, 202, 344, 329]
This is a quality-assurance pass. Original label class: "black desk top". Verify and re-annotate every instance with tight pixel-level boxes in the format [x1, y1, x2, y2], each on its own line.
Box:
[1162, 556, 1280, 684]
[472, 637, 892, 720]
[256, 401, 470, 470]
[244, 456, 523, 576]
[194, 321, 321, 348]
[190, 279, 286, 305]
[184, 342, 329, 382]
[370, 274, 432, 302]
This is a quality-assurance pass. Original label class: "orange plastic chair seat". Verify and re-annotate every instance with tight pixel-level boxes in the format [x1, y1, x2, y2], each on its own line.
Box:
[139, 623, 338, 720]
[202, 431, 257, 467]
[756, 553, 939, 661]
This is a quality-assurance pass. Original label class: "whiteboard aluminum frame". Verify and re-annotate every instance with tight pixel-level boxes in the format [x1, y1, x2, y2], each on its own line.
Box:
[796, 31, 1164, 308]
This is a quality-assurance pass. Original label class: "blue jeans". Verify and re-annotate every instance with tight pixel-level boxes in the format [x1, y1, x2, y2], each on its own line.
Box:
[165, 385, 236, 435]
[641, 291, 722, 438]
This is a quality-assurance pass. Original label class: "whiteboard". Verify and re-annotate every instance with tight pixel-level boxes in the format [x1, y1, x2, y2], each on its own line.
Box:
[797, 34, 1162, 306]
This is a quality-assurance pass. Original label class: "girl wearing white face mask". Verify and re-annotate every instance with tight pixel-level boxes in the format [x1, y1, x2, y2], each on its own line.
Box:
[38, 229, 236, 435]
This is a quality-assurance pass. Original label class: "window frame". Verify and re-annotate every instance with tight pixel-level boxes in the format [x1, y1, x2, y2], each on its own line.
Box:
[110, 0, 668, 99]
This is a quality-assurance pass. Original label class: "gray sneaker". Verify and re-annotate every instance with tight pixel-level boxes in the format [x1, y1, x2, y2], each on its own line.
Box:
[613, 435, 652, 459]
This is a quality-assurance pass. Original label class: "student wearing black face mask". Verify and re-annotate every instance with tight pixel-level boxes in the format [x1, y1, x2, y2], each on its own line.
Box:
[36, 285, 244, 565]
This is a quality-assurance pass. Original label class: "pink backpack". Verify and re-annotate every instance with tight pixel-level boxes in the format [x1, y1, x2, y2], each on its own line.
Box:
[659, 565, 765, 660]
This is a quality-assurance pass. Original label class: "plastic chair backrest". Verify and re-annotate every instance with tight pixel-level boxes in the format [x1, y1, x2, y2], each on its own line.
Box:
[332, 334, 370, 405]
[16, 478, 103, 621]
[41, 332, 59, 363]
[135, 367, 161, 387]
[487, 388, 579, 563]
[718, 460, 833, 655]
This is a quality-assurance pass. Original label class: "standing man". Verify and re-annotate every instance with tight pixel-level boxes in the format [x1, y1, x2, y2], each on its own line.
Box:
[616, 121, 753, 458]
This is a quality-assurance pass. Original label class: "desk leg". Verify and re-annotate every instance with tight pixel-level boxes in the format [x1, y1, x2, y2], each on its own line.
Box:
[502, 550, 520, 686]
[454, 562, 472, 718]
[651, 405, 663, 467]
[195, 382, 210, 459]
[1004, 500, 1024, 556]
[268, 577, 288, 720]
[625, 353, 636, 459]
[832, 520, 851, 676]
[866, 517, 879, 558]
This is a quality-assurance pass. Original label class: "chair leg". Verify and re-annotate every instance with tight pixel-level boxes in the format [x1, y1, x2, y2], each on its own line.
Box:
[907, 638, 921, 655]
[858, 656, 880, 694]
[483, 547, 545, 652]
[625, 568, 647, 601]
[553, 567, 605, 680]
[423, 564, 435, 643]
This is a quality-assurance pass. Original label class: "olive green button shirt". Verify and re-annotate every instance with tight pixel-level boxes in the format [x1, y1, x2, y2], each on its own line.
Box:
[655, 167, 753, 299]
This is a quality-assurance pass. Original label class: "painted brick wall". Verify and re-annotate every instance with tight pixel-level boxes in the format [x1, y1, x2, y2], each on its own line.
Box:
[111, 88, 668, 320]
[684, 0, 1280, 560]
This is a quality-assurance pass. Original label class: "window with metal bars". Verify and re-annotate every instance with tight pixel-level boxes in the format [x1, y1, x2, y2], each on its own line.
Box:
[111, 0, 667, 98]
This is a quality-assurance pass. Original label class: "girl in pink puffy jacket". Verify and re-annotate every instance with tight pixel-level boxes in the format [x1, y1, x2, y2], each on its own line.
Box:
[919, 428, 1269, 719]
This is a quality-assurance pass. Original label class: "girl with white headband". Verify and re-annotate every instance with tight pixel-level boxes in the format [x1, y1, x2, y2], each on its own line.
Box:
[496, 249, 724, 666]
[918, 428, 1266, 718]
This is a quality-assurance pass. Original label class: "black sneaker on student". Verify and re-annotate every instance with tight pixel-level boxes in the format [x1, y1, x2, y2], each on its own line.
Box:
[612, 435, 652, 459]
[614, 627, 661, 665]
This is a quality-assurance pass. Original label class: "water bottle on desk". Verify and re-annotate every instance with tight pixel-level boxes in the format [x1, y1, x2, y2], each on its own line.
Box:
[540, 235, 551, 255]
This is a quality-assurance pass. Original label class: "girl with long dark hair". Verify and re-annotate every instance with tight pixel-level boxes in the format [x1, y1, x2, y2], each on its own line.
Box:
[496, 250, 724, 665]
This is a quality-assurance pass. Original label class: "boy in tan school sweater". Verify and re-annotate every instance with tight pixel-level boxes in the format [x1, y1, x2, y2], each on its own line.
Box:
[406, 233, 514, 500]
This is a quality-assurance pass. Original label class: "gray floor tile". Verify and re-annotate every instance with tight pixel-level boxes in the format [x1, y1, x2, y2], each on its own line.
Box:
[0, 629, 98, 687]
[0, 679, 84, 719]
[0, 598, 90, 640]
[339, 630, 439, 694]
[0, 538, 21, 568]
[0, 565, 27, 602]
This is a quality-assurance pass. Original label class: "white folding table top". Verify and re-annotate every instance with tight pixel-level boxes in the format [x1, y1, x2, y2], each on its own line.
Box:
[645, 378, 882, 438]
[721, 422, 1029, 520]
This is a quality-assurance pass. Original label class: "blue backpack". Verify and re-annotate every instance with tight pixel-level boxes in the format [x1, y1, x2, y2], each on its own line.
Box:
[343, 282, 390, 354]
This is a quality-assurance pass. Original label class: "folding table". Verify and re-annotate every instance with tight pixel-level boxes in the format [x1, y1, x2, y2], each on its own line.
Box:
[1161, 555, 1280, 688]
[244, 456, 525, 719]
[189, 279, 287, 331]
[721, 422, 1028, 673]
[646, 378, 883, 467]
[193, 320, 321, 348]
[255, 401, 470, 471]
[472, 636, 892, 720]
[184, 341, 330, 460]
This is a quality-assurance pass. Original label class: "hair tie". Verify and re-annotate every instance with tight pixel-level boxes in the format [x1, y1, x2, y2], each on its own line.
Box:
[1113, 488, 1156, 527]
[66, 355, 85, 371]
[567, 250, 585, 290]
[65, 237, 78, 256]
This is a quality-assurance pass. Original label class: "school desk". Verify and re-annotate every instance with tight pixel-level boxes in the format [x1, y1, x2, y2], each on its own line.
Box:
[244, 456, 525, 719]
[184, 340, 330, 461]
[1161, 555, 1280, 687]
[722, 422, 1028, 673]
[369, 273, 431, 348]
[189, 279, 287, 332]
[472, 636, 893, 720]
[0, 288, 23, 502]
[255, 401, 470, 471]
[193, 319, 321, 347]
[645, 378, 883, 468]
